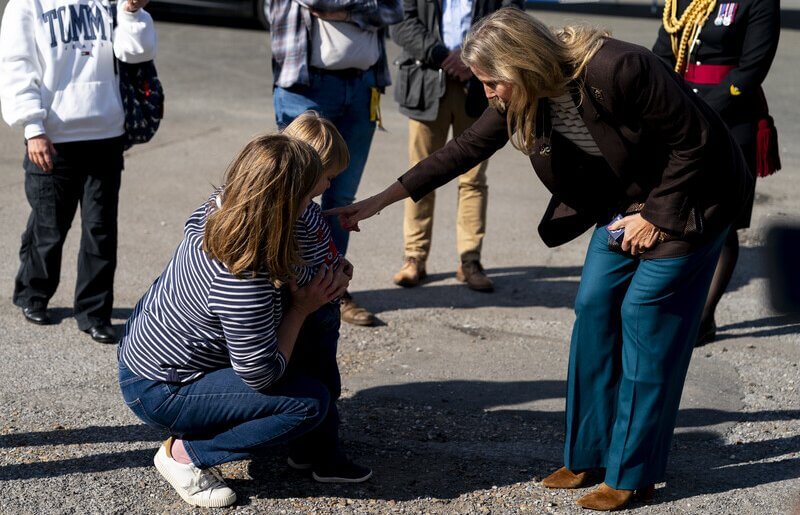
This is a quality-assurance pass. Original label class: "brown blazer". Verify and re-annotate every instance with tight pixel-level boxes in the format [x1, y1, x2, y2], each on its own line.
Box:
[398, 38, 752, 258]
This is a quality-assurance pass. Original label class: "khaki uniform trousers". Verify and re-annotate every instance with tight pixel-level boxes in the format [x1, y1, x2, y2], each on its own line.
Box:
[403, 79, 488, 263]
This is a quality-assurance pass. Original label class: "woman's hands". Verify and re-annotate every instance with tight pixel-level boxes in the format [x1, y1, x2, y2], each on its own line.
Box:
[325, 196, 383, 232]
[289, 262, 352, 316]
[442, 48, 472, 82]
[324, 181, 409, 232]
[608, 213, 664, 255]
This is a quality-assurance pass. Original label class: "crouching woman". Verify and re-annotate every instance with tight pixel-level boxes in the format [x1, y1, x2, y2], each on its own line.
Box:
[118, 135, 348, 507]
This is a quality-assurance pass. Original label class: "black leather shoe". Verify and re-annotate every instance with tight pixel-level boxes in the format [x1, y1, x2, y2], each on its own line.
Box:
[695, 319, 717, 347]
[85, 324, 117, 344]
[22, 307, 50, 325]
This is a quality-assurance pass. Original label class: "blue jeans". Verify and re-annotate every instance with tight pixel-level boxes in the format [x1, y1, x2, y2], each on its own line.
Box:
[564, 227, 727, 489]
[119, 362, 330, 469]
[273, 69, 377, 256]
[119, 303, 344, 468]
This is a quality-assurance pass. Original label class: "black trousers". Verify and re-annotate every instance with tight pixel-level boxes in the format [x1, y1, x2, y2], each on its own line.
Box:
[13, 137, 124, 330]
[285, 302, 342, 463]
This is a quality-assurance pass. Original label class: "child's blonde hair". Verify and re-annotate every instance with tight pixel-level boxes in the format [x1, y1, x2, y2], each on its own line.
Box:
[282, 111, 350, 173]
[203, 133, 323, 282]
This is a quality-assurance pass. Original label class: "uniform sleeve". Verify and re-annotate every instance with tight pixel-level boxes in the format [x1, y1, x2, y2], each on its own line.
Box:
[398, 106, 508, 200]
[208, 272, 287, 392]
[0, 0, 47, 139]
[389, 0, 449, 67]
[702, 0, 780, 113]
[113, 1, 157, 63]
[615, 51, 711, 235]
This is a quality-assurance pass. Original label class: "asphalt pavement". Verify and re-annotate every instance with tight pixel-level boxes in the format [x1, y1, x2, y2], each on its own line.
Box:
[0, 5, 798, 514]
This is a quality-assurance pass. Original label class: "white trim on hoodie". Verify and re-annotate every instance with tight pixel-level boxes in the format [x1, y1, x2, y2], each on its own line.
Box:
[0, 0, 156, 144]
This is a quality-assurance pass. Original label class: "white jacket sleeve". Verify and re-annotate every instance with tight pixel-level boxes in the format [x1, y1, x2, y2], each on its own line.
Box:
[0, 0, 47, 139]
[114, 1, 157, 64]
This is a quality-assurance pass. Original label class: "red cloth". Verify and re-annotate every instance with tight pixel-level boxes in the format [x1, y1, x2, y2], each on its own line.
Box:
[683, 65, 781, 178]
[756, 116, 781, 177]
[684, 63, 736, 85]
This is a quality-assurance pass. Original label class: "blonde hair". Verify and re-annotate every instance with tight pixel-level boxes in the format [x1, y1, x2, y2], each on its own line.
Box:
[662, 0, 717, 74]
[203, 134, 323, 282]
[282, 111, 350, 173]
[462, 8, 609, 155]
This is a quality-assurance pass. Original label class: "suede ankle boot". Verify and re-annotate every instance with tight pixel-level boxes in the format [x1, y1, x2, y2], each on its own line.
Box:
[576, 482, 655, 511]
[541, 466, 600, 489]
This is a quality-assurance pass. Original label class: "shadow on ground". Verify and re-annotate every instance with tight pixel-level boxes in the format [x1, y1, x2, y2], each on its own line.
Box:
[3, 380, 795, 505]
[356, 265, 583, 313]
[716, 314, 800, 341]
[44, 307, 134, 325]
[355, 246, 769, 315]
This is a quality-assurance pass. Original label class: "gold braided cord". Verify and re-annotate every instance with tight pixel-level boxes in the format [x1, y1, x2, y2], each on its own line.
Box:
[662, 0, 718, 73]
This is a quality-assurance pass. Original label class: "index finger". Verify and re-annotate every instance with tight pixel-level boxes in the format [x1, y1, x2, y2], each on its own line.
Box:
[310, 265, 329, 286]
[608, 220, 623, 231]
[42, 149, 54, 172]
[322, 206, 350, 216]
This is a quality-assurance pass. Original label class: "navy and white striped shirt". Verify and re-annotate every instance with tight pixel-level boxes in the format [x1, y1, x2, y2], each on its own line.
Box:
[548, 93, 602, 157]
[119, 194, 338, 392]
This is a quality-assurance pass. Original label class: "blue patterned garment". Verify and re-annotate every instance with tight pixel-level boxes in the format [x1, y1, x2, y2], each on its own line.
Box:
[118, 196, 341, 390]
[267, 0, 403, 88]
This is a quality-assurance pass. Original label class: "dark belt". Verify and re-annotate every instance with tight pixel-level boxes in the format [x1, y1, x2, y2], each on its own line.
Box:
[309, 66, 367, 79]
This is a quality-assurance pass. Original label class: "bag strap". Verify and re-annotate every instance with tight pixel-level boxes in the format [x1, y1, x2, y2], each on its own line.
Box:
[110, 0, 118, 75]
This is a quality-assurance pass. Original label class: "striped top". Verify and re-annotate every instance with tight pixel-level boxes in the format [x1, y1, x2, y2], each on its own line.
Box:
[548, 94, 603, 156]
[118, 194, 338, 392]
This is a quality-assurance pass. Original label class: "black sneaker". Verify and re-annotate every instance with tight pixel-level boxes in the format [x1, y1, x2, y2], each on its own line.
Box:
[287, 456, 312, 470]
[312, 453, 372, 483]
[695, 319, 717, 347]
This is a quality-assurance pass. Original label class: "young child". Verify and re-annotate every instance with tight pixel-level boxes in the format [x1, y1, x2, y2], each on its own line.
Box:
[281, 111, 372, 483]
[118, 134, 355, 508]
[288, 111, 350, 287]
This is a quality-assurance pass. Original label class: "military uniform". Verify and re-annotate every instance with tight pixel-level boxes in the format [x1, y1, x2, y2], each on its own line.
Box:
[654, 0, 780, 227]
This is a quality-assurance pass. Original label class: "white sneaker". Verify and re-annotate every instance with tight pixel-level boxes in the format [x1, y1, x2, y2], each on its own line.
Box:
[153, 438, 237, 508]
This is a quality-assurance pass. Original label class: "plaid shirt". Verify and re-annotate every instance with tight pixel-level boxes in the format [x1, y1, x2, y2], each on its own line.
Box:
[267, 0, 402, 89]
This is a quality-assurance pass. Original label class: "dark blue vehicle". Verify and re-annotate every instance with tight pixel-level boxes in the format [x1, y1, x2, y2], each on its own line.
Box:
[149, 0, 270, 29]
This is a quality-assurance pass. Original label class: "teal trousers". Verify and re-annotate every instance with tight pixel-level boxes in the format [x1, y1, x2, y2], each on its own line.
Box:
[564, 226, 726, 489]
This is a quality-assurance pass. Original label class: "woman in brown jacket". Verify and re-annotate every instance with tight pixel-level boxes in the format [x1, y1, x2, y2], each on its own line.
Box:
[328, 8, 751, 511]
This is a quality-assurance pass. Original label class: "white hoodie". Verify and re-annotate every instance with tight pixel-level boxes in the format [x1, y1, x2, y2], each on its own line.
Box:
[0, 0, 157, 143]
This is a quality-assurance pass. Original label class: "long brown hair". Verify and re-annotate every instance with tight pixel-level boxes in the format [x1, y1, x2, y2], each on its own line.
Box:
[203, 134, 323, 283]
[462, 8, 609, 155]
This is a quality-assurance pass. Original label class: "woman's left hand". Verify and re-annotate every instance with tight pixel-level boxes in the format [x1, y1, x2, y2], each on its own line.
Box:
[608, 214, 662, 256]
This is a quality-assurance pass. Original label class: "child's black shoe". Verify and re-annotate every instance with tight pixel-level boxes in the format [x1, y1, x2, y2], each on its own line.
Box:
[311, 452, 372, 483]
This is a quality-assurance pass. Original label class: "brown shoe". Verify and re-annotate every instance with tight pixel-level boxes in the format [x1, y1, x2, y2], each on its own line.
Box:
[456, 260, 494, 292]
[541, 466, 601, 489]
[340, 292, 375, 327]
[576, 482, 654, 511]
[393, 256, 427, 287]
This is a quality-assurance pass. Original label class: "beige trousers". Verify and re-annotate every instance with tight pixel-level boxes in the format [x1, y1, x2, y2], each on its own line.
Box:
[403, 79, 488, 263]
